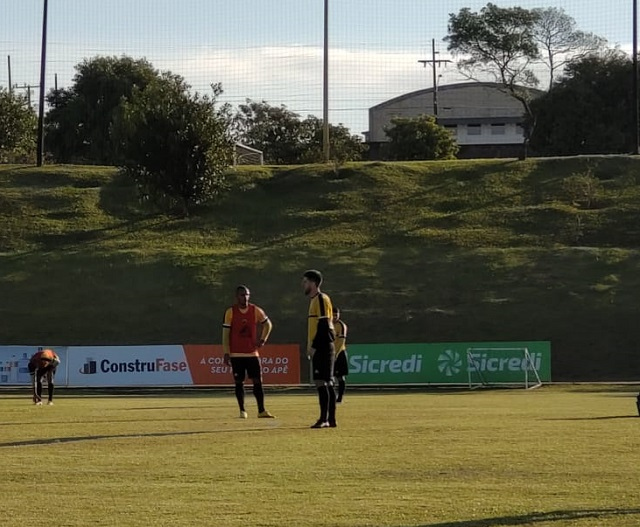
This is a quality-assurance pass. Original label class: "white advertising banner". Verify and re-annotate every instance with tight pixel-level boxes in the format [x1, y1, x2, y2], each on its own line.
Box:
[67, 345, 192, 386]
[0, 346, 69, 385]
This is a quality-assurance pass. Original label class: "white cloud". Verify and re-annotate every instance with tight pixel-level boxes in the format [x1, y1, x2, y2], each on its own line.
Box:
[155, 45, 467, 134]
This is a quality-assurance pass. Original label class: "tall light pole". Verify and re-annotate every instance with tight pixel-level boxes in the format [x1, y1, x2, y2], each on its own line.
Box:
[323, 0, 330, 162]
[7, 56, 12, 95]
[418, 39, 451, 123]
[633, 0, 639, 154]
[36, 0, 49, 167]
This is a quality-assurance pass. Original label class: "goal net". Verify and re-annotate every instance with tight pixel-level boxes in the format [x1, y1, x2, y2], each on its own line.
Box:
[466, 347, 542, 390]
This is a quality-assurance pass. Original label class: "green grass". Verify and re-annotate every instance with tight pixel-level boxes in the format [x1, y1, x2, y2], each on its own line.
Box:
[2, 158, 640, 379]
[1, 387, 639, 526]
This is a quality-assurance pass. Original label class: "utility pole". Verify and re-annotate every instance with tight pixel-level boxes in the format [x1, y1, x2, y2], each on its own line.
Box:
[36, 0, 49, 167]
[633, 0, 639, 154]
[14, 83, 39, 108]
[7, 55, 12, 95]
[322, 0, 330, 162]
[418, 39, 451, 123]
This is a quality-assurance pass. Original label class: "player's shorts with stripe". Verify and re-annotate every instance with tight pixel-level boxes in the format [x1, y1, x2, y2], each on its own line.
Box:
[312, 344, 335, 382]
[230, 356, 262, 382]
[334, 350, 349, 377]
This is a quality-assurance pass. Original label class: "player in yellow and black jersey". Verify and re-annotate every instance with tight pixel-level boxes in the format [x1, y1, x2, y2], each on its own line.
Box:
[302, 269, 337, 429]
[333, 308, 349, 403]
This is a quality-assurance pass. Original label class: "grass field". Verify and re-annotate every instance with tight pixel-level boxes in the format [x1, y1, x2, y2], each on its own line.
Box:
[1, 386, 639, 527]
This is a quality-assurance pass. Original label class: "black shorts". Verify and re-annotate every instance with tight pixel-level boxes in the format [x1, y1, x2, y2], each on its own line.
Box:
[312, 345, 335, 383]
[334, 350, 349, 377]
[29, 363, 57, 379]
[230, 356, 262, 382]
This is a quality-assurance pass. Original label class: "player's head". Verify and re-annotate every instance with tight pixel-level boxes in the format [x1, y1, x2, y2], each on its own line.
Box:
[333, 307, 340, 322]
[302, 269, 322, 296]
[235, 285, 250, 307]
[40, 349, 55, 363]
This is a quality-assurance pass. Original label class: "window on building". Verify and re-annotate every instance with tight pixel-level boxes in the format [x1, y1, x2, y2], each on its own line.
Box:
[491, 123, 506, 135]
[467, 124, 482, 136]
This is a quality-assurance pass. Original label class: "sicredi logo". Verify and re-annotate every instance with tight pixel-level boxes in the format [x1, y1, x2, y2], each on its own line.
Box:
[79, 358, 187, 374]
[437, 350, 462, 377]
[349, 354, 423, 374]
[468, 352, 542, 372]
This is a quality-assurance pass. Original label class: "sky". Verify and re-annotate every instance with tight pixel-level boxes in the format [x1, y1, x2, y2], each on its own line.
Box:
[0, 0, 634, 136]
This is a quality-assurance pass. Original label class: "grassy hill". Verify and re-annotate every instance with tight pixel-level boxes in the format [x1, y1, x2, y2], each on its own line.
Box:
[1, 157, 640, 381]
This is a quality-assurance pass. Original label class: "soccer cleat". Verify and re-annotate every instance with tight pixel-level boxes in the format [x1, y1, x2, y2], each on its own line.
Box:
[35, 401, 43, 406]
[328, 421, 337, 428]
[258, 410, 276, 418]
[310, 420, 330, 429]
[239, 411, 248, 419]
[47, 401, 54, 406]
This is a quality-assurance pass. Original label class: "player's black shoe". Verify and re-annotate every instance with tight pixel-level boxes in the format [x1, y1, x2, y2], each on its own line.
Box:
[636, 393, 640, 416]
[310, 420, 330, 428]
[328, 420, 337, 428]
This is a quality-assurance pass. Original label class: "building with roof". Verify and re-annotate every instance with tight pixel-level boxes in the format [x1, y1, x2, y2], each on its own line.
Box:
[365, 82, 541, 159]
[234, 142, 264, 165]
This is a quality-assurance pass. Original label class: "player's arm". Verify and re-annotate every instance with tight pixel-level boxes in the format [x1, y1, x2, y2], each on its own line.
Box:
[307, 302, 318, 357]
[222, 308, 232, 364]
[336, 321, 347, 344]
[255, 307, 272, 346]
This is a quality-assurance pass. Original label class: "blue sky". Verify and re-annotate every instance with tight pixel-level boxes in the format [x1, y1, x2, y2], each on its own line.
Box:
[0, 0, 633, 135]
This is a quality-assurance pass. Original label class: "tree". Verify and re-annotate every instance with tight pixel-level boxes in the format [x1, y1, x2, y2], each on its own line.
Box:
[530, 50, 635, 155]
[0, 89, 36, 163]
[45, 56, 158, 164]
[232, 100, 305, 164]
[232, 99, 365, 164]
[298, 116, 367, 164]
[385, 115, 458, 161]
[445, 3, 540, 157]
[115, 78, 233, 214]
[532, 7, 607, 90]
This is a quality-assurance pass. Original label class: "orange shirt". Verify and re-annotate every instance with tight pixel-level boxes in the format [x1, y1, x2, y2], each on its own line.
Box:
[29, 349, 60, 369]
[222, 303, 269, 357]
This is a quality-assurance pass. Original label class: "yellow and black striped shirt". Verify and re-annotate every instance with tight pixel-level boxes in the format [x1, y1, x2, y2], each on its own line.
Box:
[334, 319, 347, 355]
[307, 292, 334, 352]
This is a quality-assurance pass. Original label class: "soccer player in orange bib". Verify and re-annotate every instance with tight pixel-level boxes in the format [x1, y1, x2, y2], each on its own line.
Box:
[28, 348, 60, 405]
[222, 285, 275, 419]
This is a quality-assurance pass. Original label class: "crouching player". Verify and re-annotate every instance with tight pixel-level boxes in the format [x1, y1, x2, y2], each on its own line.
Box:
[29, 348, 60, 406]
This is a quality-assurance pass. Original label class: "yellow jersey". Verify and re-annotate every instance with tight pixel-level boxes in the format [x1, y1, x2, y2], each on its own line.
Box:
[307, 292, 335, 352]
[334, 319, 347, 355]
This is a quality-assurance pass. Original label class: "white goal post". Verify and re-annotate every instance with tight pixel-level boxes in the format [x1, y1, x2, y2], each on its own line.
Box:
[466, 347, 543, 390]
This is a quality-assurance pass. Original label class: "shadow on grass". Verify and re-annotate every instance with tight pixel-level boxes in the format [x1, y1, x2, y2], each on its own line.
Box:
[412, 508, 640, 527]
[30, 216, 171, 253]
[544, 415, 638, 421]
[0, 415, 224, 427]
[0, 424, 301, 447]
